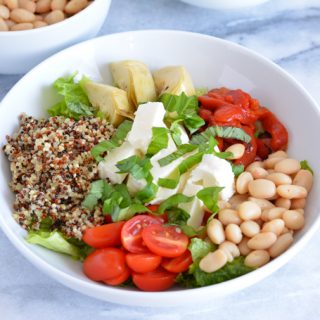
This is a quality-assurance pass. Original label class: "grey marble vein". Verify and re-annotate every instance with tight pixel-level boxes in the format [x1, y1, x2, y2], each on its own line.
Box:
[1, 0, 320, 319]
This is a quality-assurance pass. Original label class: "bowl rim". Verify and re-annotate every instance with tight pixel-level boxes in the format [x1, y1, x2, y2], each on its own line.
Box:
[1, 29, 320, 305]
[0, 0, 109, 36]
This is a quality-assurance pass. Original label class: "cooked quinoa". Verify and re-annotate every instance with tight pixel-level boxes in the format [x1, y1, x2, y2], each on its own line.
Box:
[3, 114, 115, 239]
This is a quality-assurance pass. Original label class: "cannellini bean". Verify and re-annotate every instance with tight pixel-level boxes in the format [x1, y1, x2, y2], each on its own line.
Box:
[264, 157, 283, 169]
[218, 200, 231, 210]
[248, 179, 276, 199]
[291, 198, 306, 209]
[248, 197, 275, 210]
[268, 150, 287, 159]
[207, 219, 225, 244]
[44, 9, 64, 24]
[244, 250, 270, 268]
[4, 0, 18, 10]
[247, 232, 277, 250]
[225, 143, 245, 160]
[281, 226, 290, 235]
[18, 0, 36, 13]
[36, 0, 51, 13]
[229, 194, 248, 209]
[262, 219, 285, 236]
[238, 237, 251, 255]
[266, 172, 292, 186]
[218, 208, 242, 226]
[282, 210, 305, 230]
[238, 201, 261, 220]
[261, 207, 286, 221]
[277, 185, 307, 199]
[65, 0, 87, 14]
[0, 16, 8, 30]
[10, 21, 33, 30]
[240, 221, 260, 237]
[269, 233, 293, 258]
[236, 171, 253, 194]
[246, 161, 264, 173]
[10, 8, 35, 22]
[296, 208, 304, 215]
[293, 169, 313, 192]
[219, 241, 240, 262]
[33, 19, 47, 27]
[0, 4, 9, 19]
[199, 249, 228, 273]
[275, 197, 291, 209]
[274, 158, 301, 175]
[5, 18, 14, 27]
[251, 167, 268, 179]
[51, 0, 66, 10]
[225, 224, 242, 244]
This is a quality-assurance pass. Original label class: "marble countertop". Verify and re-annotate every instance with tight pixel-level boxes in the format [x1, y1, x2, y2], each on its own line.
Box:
[1, 0, 320, 319]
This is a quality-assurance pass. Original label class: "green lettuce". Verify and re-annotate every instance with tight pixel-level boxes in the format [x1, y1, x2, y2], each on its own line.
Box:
[48, 73, 95, 120]
[300, 160, 314, 175]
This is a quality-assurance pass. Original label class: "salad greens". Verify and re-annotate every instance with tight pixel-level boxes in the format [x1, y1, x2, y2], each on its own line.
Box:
[160, 92, 205, 133]
[196, 187, 223, 216]
[146, 127, 169, 156]
[300, 160, 314, 175]
[48, 73, 96, 120]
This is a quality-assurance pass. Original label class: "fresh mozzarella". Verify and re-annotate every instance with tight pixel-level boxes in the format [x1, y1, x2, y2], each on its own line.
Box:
[179, 180, 204, 229]
[126, 102, 167, 154]
[98, 141, 138, 184]
[189, 154, 235, 201]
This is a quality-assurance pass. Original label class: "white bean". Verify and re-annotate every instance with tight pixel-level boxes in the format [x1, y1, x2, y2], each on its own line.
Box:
[240, 221, 260, 238]
[293, 169, 313, 192]
[291, 198, 306, 209]
[268, 151, 287, 159]
[10, 8, 35, 22]
[219, 241, 240, 262]
[248, 197, 275, 210]
[264, 157, 283, 169]
[0, 16, 8, 30]
[247, 232, 277, 250]
[269, 233, 293, 258]
[248, 179, 276, 199]
[225, 143, 245, 160]
[277, 185, 307, 199]
[225, 224, 243, 244]
[261, 207, 286, 221]
[266, 172, 292, 186]
[207, 219, 225, 245]
[238, 237, 251, 255]
[218, 209, 242, 226]
[251, 167, 269, 179]
[229, 194, 248, 209]
[262, 219, 285, 236]
[236, 171, 253, 194]
[0, 4, 10, 19]
[246, 161, 264, 173]
[275, 197, 291, 209]
[199, 249, 228, 273]
[282, 210, 305, 230]
[10, 21, 32, 30]
[64, 0, 87, 14]
[245, 250, 270, 268]
[238, 201, 261, 220]
[274, 158, 301, 175]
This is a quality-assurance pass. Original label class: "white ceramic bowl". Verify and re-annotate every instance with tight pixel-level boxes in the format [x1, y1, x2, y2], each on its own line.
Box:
[180, 0, 270, 9]
[0, 30, 319, 307]
[0, 0, 111, 75]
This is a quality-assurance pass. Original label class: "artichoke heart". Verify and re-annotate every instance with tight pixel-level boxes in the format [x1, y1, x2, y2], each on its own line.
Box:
[110, 60, 157, 107]
[153, 66, 196, 97]
[83, 82, 134, 127]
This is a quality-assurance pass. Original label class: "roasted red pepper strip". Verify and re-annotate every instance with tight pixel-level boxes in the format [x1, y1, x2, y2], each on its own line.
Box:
[259, 109, 288, 151]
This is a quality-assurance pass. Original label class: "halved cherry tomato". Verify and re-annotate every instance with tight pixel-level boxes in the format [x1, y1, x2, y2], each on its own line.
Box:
[146, 205, 168, 223]
[82, 221, 125, 248]
[121, 215, 161, 253]
[83, 248, 126, 281]
[162, 250, 193, 273]
[103, 267, 130, 286]
[142, 224, 189, 258]
[132, 267, 176, 291]
[126, 252, 162, 273]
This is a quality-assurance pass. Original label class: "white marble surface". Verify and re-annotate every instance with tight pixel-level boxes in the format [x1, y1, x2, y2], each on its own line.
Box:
[1, 0, 320, 319]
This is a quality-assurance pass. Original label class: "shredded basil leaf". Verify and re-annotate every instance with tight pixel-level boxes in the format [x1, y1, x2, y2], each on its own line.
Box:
[146, 127, 169, 156]
[191, 126, 251, 145]
[158, 144, 198, 167]
[158, 194, 194, 214]
[91, 120, 133, 161]
[232, 164, 245, 177]
[196, 187, 223, 215]
[160, 92, 205, 133]
[300, 160, 314, 175]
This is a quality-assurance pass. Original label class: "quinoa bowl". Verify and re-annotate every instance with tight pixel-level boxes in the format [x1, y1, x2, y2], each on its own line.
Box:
[0, 30, 319, 306]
